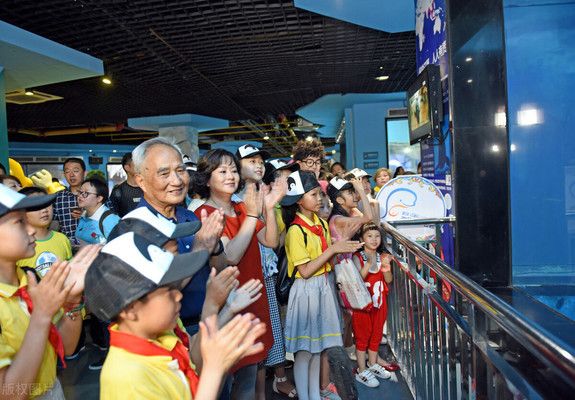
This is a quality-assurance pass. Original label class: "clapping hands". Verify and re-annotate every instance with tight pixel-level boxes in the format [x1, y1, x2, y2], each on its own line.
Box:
[225, 279, 263, 314]
[262, 176, 288, 210]
[195, 208, 225, 253]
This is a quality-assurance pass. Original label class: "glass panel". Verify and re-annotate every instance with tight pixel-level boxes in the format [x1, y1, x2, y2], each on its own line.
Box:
[387, 118, 421, 173]
[505, 0, 575, 307]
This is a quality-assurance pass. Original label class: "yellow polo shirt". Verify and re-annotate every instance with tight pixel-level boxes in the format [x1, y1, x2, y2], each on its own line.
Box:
[285, 212, 332, 278]
[0, 269, 58, 398]
[100, 325, 193, 400]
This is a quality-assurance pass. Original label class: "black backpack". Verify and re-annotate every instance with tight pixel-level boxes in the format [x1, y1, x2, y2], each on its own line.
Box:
[275, 219, 327, 305]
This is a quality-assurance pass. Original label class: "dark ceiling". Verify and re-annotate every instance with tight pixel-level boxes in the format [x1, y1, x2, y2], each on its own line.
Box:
[0, 0, 415, 148]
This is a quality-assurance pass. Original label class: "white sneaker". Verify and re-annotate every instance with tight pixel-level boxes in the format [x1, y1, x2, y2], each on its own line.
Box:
[368, 363, 392, 379]
[355, 369, 380, 388]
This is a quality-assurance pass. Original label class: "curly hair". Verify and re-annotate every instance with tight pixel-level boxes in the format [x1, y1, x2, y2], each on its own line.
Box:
[192, 149, 242, 199]
[292, 139, 325, 161]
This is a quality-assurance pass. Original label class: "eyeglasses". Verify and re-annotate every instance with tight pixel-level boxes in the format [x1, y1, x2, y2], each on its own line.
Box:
[302, 159, 322, 168]
[77, 191, 98, 199]
[64, 169, 82, 174]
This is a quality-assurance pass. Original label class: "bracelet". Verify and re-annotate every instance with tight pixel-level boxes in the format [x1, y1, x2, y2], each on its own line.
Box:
[211, 239, 225, 256]
[246, 214, 259, 219]
[65, 303, 85, 320]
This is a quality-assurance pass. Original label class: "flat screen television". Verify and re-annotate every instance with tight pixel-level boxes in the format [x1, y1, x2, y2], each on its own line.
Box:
[407, 64, 443, 144]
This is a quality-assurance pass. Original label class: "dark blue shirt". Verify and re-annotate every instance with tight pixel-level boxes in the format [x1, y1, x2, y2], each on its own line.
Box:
[138, 198, 209, 320]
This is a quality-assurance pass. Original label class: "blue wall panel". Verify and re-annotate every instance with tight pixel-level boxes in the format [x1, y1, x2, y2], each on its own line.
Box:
[344, 100, 404, 174]
[505, 1, 575, 284]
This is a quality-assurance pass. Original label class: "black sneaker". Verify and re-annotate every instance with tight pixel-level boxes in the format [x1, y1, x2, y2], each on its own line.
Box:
[88, 355, 106, 371]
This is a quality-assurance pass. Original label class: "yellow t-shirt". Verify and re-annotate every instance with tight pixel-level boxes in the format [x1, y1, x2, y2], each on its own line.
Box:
[275, 204, 286, 234]
[0, 269, 58, 398]
[285, 212, 332, 278]
[17, 231, 72, 277]
[100, 325, 193, 400]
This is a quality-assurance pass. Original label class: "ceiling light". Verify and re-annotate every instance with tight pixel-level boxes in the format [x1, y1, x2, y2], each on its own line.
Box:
[263, 135, 270, 140]
[102, 76, 112, 85]
[25, 90, 34, 96]
[112, 149, 117, 153]
[465, 57, 473, 62]
[331, 150, 336, 154]
[491, 144, 500, 152]
[510, 144, 517, 152]
[467, 79, 473, 83]
[305, 135, 314, 142]
[290, 154, 294, 158]
[375, 75, 390, 81]
[517, 107, 543, 126]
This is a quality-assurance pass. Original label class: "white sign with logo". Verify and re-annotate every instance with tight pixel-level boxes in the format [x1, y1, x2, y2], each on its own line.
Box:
[375, 176, 446, 241]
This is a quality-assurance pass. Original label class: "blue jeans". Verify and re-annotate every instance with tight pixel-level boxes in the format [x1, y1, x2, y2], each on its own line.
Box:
[219, 364, 258, 400]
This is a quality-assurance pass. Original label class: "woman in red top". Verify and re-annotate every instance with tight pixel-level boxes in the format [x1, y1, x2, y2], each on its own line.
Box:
[193, 149, 286, 400]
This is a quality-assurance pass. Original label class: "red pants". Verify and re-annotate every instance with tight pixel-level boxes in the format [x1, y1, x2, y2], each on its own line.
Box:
[351, 299, 387, 352]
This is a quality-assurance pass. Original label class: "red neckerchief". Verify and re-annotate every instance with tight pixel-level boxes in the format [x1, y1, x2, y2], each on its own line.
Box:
[109, 326, 198, 397]
[293, 214, 328, 251]
[293, 214, 329, 277]
[13, 287, 67, 368]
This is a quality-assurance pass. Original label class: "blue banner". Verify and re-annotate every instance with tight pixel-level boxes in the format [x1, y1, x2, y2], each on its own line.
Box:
[415, 0, 454, 268]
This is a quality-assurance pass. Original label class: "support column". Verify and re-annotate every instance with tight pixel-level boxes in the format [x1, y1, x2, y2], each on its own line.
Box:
[158, 125, 199, 163]
[447, 0, 511, 286]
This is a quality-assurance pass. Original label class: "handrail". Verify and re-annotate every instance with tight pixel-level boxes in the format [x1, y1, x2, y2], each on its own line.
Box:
[388, 216, 456, 226]
[381, 219, 575, 386]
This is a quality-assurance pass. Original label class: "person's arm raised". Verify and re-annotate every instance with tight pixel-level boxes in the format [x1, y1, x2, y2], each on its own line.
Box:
[297, 240, 364, 279]
[256, 177, 287, 248]
[0, 263, 72, 400]
[222, 183, 262, 265]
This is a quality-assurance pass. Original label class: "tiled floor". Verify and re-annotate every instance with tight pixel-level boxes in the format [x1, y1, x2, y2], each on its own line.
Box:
[59, 343, 413, 399]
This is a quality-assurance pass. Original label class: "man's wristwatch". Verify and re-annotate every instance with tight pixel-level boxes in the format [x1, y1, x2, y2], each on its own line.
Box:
[211, 239, 224, 256]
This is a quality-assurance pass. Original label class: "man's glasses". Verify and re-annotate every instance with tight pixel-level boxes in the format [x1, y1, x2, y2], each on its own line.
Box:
[77, 191, 97, 199]
[302, 159, 322, 168]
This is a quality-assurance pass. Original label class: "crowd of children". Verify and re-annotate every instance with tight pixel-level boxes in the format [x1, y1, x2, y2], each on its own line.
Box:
[0, 137, 401, 399]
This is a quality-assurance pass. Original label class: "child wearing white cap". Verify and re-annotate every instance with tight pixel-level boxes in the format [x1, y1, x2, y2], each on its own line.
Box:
[280, 171, 363, 400]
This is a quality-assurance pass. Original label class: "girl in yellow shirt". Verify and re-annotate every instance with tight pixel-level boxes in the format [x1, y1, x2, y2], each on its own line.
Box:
[280, 170, 362, 400]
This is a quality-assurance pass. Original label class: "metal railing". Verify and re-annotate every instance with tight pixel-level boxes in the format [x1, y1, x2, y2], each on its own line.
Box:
[382, 219, 575, 399]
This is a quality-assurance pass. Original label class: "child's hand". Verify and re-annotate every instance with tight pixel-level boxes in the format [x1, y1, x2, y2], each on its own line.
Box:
[263, 177, 288, 210]
[332, 240, 363, 254]
[244, 183, 263, 217]
[195, 208, 225, 253]
[27, 262, 73, 321]
[200, 313, 266, 373]
[226, 279, 263, 314]
[349, 177, 364, 192]
[205, 267, 239, 310]
[65, 244, 101, 302]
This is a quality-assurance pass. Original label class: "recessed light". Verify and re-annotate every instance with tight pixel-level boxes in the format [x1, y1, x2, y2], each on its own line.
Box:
[467, 79, 473, 83]
[465, 57, 473, 62]
[112, 149, 117, 153]
[102, 77, 112, 85]
[263, 135, 270, 140]
[375, 75, 390, 81]
[305, 135, 314, 142]
[331, 150, 336, 154]
[25, 90, 34, 96]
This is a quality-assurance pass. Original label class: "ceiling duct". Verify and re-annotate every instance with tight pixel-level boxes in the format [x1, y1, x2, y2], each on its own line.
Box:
[6, 90, 63, 105]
